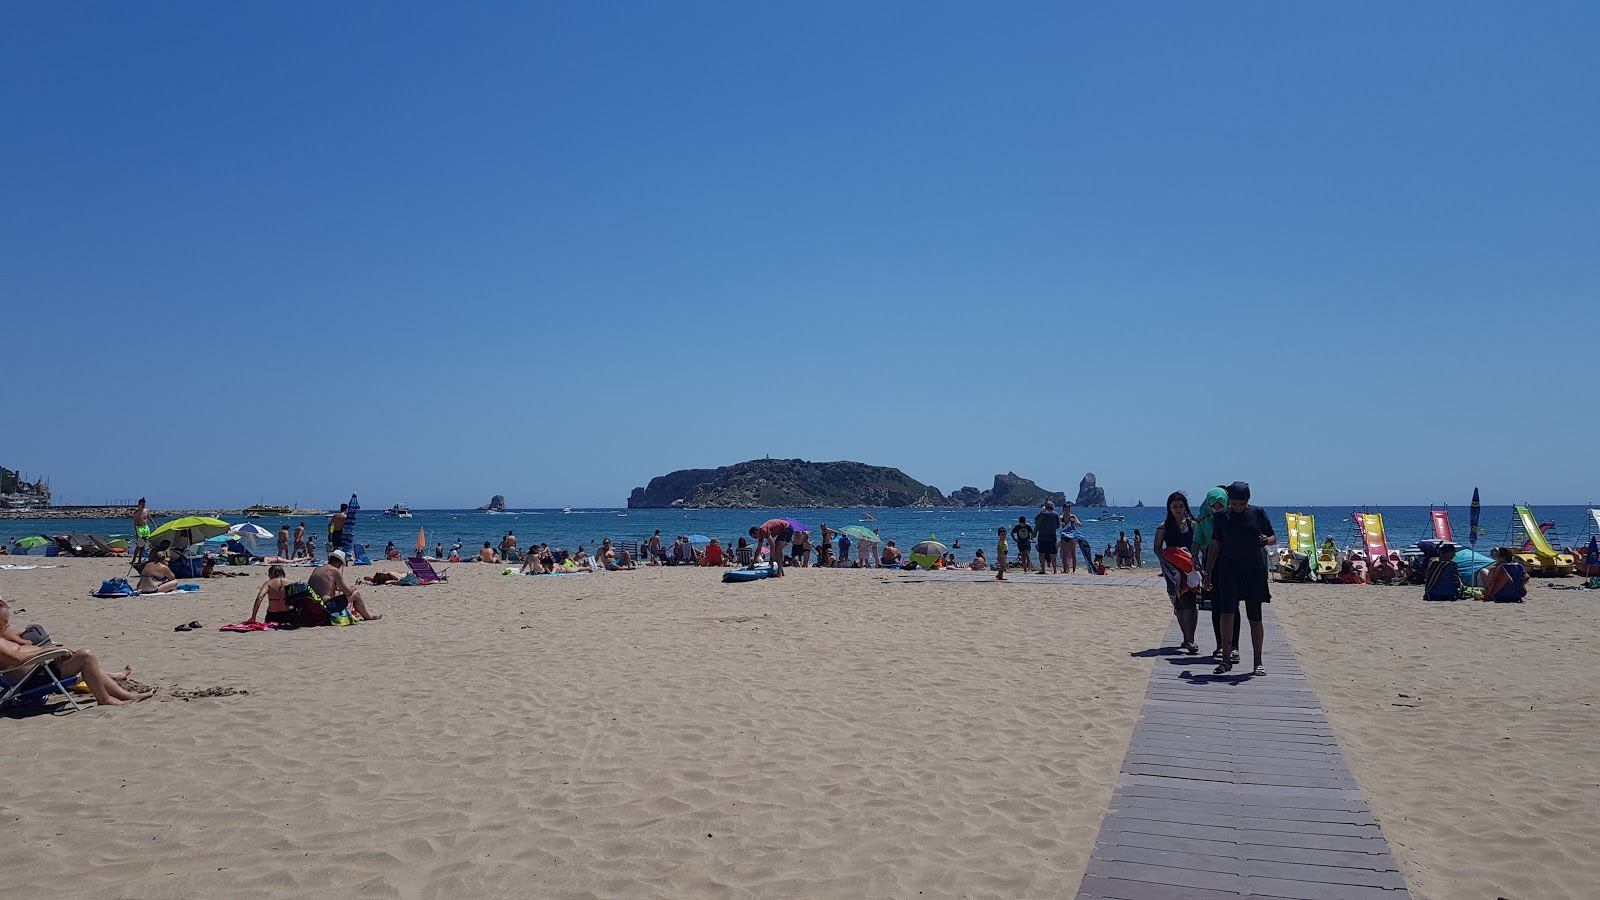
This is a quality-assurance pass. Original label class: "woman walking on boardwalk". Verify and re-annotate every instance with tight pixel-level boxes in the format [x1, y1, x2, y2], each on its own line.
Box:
[1155, 492, 1200, 654]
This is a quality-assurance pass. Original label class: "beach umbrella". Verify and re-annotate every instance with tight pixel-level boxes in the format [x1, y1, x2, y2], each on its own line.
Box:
[416, 526, 426, 557]
[1469, 487, 1481, 549]
[148, 516, 230, 545]
[909, 540, 947, 569]
[687, 534, 712, 545]
[229, 522, 275, 540]
[837, 524, 880, 543]
[13, 535, 47, 551]
[779, 517, 810, 534]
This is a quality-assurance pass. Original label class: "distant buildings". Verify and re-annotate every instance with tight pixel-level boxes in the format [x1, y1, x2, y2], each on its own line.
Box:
[0, 467, 51, 509]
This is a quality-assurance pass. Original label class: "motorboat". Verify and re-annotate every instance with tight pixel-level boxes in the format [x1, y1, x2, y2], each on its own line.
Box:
[1095, 512, 1126, 522]
[562, 508, 573, 514]
[384, 504, 412, 518]
[244, 503, 291, 518]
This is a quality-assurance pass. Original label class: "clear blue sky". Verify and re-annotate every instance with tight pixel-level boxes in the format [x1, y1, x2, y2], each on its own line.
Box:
[4, 2, 1596, 508]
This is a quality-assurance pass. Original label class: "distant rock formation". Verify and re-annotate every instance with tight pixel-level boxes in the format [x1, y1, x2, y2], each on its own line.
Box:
[1134, 500, 1144, 508]
[962, 472, 1067, 508]
[478, 494, 506, 512]
[628, 459, 948, 509]
[1075, 473, 1107, 508]
[628, 460, 1077, 509]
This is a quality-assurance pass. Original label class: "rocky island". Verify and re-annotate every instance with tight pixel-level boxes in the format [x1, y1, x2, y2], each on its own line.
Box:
[627, 460, 1097, 509]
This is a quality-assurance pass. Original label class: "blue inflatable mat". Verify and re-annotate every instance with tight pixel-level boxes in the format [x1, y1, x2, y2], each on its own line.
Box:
[723, 563, 778, 583]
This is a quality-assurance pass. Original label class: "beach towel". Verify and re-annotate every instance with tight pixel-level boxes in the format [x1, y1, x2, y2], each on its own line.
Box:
[0, 564, 53, 570]
[219, 621, 277, 632]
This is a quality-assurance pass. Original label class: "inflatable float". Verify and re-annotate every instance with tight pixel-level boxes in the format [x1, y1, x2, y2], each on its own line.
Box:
[722, 563, 778, 583]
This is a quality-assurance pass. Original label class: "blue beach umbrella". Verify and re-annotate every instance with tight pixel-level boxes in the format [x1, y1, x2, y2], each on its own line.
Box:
[1469, 487, 1481, 549]
[687, 534, 711, 545]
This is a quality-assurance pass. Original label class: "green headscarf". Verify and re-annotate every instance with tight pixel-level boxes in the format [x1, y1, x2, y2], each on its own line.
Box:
[1193, 486, 1229, 549]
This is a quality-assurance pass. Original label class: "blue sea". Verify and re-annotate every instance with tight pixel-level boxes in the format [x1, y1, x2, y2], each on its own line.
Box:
[7, 505, 1597, 559]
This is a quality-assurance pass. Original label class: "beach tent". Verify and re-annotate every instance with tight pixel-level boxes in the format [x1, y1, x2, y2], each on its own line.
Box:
[12, 535, 48, 554]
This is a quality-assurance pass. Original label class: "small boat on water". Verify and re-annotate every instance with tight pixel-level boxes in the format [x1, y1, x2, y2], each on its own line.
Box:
[562, 508, 573, 514]
[859, 512, 878, 522]
[244, 503, 291, 518]
[1095, 511, 1126, 522]
[617, 513, 628, 517]
[384, 504, 412, 518]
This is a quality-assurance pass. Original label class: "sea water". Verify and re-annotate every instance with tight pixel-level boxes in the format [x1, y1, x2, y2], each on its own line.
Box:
[6, 505, 1595, 561]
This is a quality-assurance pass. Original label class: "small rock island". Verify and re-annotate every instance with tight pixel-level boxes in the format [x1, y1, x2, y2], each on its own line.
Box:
[626, 459, 1099, 509]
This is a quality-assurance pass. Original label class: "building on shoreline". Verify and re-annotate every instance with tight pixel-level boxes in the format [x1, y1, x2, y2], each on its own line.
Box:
[0, 467, 51, 510]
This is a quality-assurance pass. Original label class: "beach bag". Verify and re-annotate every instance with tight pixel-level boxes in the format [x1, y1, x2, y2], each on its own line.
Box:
[284, 582, 331, 627]
[21, 623, 51, 646]
[95, 578, 135, 598]
[397, 573, 420, 586]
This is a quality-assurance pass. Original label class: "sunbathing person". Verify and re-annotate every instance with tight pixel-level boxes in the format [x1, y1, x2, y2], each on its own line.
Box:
[1368, 553, 1398, 584]
[363, 571, 406, 586]
[306, 551, 382, 621]
[1479, 547, 1528, 602]
[479, 542, 501, 563]
[249, 566, 297, 625]
[0, 597, 152, 705]
[880, 540, 903, 567]
[969, 548, 988, 570]
[520, 552, 549, 574]
[609, 548, 636, 571]
[137, 551, 180, 593]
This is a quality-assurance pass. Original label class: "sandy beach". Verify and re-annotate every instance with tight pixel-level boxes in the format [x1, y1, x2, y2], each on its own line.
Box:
[2, 560, 1163, 899]
[1274, 582, 1600, 900]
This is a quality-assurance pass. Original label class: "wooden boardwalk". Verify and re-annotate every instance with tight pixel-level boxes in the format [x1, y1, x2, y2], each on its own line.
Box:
[889, 571, 1164, 588]
[1076, 606, 1412, 900]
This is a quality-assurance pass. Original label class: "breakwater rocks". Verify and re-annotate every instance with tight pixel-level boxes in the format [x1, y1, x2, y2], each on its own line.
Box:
[0, 507, 330, 520]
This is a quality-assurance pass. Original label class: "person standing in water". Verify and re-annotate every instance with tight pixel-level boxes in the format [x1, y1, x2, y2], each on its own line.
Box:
[1155, 492, 1200, 654]
[277, 523, 291, 559]
[995, 527, 1008, 581]
[1202, 482, 1275, 676]
[293, 521, 307, 558]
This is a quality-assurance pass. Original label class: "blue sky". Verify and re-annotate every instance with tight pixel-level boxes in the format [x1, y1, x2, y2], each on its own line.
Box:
[4, 2, 1596, 509]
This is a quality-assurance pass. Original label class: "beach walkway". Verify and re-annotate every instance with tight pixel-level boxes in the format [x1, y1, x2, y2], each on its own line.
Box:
[891, 571, 1165, 588]
[1075, 605, 1412, 900]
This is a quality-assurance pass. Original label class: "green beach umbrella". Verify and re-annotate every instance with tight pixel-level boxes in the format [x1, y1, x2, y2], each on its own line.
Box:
[909, 540, 947, 569]
[837, 524, 880, 543]
[147, 516, 231, 545]
[14, 535, 47, 550]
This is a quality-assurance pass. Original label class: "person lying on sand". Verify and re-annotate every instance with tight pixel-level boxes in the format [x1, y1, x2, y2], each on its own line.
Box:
[199, 557, 250, 578]
[307, 551, 382, 621]
[609, 548, 636, 571]
[136, 551, 180, 593]
[0, 596, 152, 705]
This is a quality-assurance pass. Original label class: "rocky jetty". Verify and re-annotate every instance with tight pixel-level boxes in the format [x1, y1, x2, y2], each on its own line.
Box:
[1075, 472, 1108, 508]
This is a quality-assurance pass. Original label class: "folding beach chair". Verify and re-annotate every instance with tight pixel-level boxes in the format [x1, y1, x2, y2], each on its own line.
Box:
[405, 556, 449, 584]
[1, 649, 88, 714]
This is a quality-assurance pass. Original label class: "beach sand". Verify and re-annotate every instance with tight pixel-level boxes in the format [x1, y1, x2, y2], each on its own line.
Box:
[1274, 581, 1600, 900]
[2, 559, 1164, 899]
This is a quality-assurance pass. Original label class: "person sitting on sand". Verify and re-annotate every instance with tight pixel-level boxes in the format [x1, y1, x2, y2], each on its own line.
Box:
[1368, 553, 1398, 584]
[0, 596, 152, 706]
[479, 542, 500, 564]
[385, 541, 400, 560]
[1093, 554, 1109, 575]
[574, 547, 597, 571]
[1479, 547, 1528, 602]
[248, 566, 297, 625]
[702, 538, 725, 567]
[969, 548, 988, 570]
[1336, 557, 1363, 584]
[307, 551, 382, 620]
[880, 540, 903, 567]
[137, 550, 180, 593]
[610, 548, 636, 570]
[1422, 544, 1464, 601]
[520, 550, 548, 574]
[599, 539, 616, 566]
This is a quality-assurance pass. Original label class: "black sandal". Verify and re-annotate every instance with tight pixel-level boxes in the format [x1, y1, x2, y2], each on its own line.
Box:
[1213, 661, 1233, 675]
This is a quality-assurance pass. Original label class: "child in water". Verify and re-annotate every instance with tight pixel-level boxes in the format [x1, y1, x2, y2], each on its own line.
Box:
[996, 527, 1008, 581]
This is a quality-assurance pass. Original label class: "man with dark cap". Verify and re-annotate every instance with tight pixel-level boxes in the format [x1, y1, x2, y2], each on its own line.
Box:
[1201, 482, 1276, 675]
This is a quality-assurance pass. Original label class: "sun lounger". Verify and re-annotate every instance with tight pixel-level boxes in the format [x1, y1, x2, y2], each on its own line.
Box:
[0, 649, 87, 713]
[405, 556, 449, 584]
